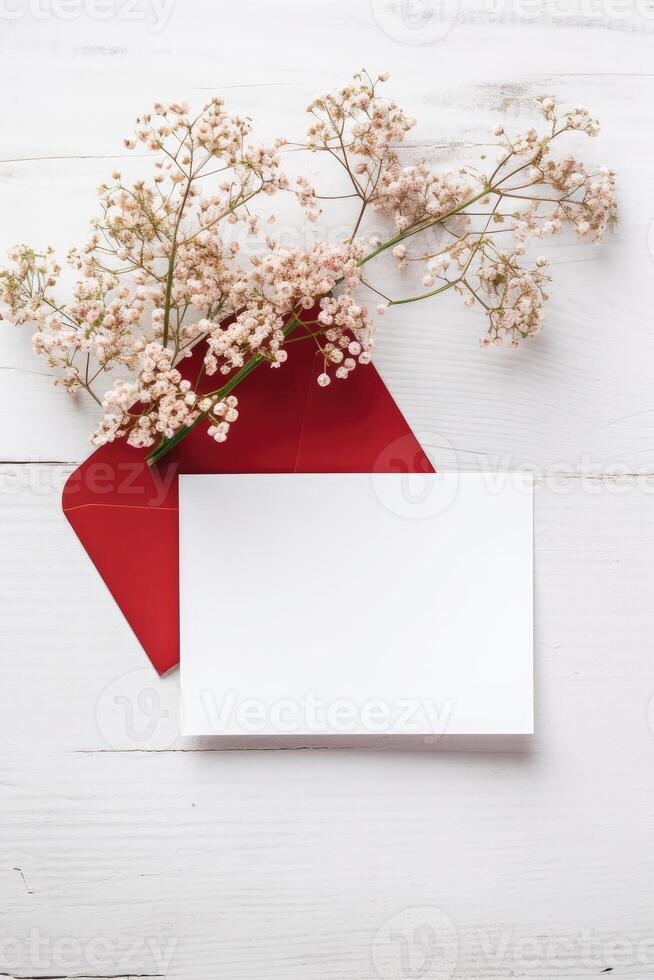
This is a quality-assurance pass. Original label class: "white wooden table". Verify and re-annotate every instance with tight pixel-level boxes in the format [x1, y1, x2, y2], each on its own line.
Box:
[1, 2, 653, 977]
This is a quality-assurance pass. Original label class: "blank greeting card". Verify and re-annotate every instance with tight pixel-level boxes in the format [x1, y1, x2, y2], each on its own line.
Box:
[179, 472, 533, 738]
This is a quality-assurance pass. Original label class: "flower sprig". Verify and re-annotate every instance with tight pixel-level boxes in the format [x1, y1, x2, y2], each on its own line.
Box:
[0, 72, 617, 463]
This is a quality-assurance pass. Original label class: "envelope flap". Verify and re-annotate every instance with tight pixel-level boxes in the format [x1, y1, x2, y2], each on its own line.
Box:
[295, 351, 433, 474]
[62, 333, 319, 515]
[66, 502, 180, 673]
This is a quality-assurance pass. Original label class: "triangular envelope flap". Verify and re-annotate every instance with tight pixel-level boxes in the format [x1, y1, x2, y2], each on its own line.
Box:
[66, 503, 180, 673]
[62, 337, 319, 515]
[297, 351, 433, 474]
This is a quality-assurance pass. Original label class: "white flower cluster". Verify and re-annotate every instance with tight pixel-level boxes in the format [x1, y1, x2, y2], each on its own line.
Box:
[204, 241, 367, 378]
[477, 261, 549, 347]
[315, 294, 374, 384]
[0, 75, 617, 459]
[375, 162, 475, 231]
[306, 72, 414, 158]
[93, 343, 198, 447]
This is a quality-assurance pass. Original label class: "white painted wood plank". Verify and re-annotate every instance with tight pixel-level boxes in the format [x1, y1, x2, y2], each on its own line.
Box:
[0, 0, 652, 467]
[1, 466, 653, 978]
[1, 3, 653, 978]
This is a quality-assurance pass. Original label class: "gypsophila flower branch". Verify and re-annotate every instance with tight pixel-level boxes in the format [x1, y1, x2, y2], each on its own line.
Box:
[0, 72, 617, 463]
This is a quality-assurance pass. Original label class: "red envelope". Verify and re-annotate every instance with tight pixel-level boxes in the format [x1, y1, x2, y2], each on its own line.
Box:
[62, 333, 433, 674]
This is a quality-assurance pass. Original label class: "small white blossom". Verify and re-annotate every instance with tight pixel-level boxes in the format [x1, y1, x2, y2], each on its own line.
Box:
[0, 74, 616, 456]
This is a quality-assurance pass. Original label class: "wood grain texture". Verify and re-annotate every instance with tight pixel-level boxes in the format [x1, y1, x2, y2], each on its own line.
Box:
[2, 468, 654, 978]
[0, 1, 653, 977]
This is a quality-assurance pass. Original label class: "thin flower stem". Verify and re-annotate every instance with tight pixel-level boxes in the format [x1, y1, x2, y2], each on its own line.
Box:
[5, 83, 612, 463]
[389, 278, 459, 305]
[358, 187, 490, 267]
[147, 185, 498, 465]
[162, 175, 193, 347]
[146, 314, 303, 465]
[349, 199, 368, 242]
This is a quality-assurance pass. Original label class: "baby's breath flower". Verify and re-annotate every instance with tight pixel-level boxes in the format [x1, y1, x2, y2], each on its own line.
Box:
[0, 73, 617, 458]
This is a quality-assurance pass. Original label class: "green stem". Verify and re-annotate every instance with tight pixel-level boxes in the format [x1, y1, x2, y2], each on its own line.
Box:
[146, 315, 302, 465]
[146, 184, 494, 466]
[390, 279, 459, 305]
[358, 187, 489, 268]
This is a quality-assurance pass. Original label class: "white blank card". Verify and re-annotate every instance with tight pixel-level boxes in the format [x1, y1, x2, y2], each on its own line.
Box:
[179, 472, 533, 737]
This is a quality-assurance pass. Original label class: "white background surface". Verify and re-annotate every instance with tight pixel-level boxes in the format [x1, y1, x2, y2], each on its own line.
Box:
[1, 1, 653, 978]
